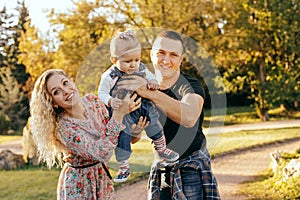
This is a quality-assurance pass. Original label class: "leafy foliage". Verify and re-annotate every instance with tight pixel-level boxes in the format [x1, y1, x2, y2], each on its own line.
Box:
[0, 1, 30, 130]
[1, 0, 299, 127]
[0, 67, 26, 131]
[222, 0, 300, 120]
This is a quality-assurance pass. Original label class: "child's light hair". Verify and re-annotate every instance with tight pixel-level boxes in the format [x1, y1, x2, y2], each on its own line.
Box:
[110, 30, 141, 58]
[30, 69, 68, 168]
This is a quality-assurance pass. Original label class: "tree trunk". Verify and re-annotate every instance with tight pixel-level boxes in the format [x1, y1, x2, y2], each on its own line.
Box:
[257, 58, 269, 121]
[255, 102, 270, 122]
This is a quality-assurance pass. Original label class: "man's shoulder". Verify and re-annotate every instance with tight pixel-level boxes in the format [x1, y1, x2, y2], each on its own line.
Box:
[179, 73, 205, 98]
[181, 73, 198, 83]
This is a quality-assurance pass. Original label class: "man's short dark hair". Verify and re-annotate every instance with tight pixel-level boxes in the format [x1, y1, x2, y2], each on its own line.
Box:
[155, 30, 185, 54]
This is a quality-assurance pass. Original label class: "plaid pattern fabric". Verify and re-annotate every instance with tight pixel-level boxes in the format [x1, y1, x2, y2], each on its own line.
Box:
[148, 147, 220, 200]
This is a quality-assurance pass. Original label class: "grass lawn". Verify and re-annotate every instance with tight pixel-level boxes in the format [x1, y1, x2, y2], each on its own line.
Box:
[239, 153, 300, 200]
[204, 105, 300, 127]
[0, 166, 60, 200]
[207, 127, 300, 156]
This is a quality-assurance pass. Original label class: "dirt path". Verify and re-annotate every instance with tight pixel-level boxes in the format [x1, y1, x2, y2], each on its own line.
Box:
[115, 138, 300, 200]
[0, 138, 23, 154]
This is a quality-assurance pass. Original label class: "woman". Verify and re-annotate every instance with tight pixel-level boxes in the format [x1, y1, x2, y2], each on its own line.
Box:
[30, 69, 141, 199]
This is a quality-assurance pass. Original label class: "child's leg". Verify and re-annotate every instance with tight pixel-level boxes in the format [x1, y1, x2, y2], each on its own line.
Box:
[145, 106, 179, 162]
[114, 131, 131, 182]
[151, 133, 179, 162]
[114, 116, 133, 182]
[115, 130, 132, 169]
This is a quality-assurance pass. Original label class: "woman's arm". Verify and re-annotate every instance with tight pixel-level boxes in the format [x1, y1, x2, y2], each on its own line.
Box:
[58, 120, 124, 163]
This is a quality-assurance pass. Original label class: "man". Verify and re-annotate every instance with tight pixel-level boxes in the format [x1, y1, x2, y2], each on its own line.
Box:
[118, 30, 220, 200]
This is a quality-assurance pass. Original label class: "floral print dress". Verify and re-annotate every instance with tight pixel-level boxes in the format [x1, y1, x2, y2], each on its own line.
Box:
[56, 94, 125, 200]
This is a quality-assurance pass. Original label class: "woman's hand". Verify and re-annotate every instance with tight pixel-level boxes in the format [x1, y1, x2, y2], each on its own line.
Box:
[109, 97, 123, 109]
[130, 116, 150, 144]
[114, 93, 141, 116]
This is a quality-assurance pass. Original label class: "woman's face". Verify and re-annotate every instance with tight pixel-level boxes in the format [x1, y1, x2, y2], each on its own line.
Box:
[46, 73, 80, 110]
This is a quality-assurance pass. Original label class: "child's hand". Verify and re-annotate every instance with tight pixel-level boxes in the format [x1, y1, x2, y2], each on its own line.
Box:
[147, 79, 160, 90]
[109, 97, 123, 110]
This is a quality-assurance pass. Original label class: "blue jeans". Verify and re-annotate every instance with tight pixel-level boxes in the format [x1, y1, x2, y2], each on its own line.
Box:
[160, 167, 204, 200]
[115, 102, 163, 162]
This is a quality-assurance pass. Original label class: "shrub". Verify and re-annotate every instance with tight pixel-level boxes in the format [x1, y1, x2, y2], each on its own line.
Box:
[241, 151, 300, 199]
[0, 112, 11, 135]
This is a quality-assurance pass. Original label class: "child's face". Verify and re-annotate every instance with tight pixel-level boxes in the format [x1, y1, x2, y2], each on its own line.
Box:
[115, 50, 141, 74]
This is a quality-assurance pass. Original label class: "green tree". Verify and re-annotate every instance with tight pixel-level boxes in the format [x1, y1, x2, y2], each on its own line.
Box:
[223, 0, 300, 120]
[0, 1, 31, 128]
[0, 6, 14, 68]
[48, 0, 114, 79]
[0, 67, 25, 130]
[18, 21, 55, 93]
[8, 1, 30, 86]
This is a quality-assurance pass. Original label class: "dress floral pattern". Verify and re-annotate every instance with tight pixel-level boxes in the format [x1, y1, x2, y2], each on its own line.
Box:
[56, 94, 125, 200]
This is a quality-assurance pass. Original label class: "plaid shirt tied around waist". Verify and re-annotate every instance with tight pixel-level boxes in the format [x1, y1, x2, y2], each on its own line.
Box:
[148, 147, 221, 200]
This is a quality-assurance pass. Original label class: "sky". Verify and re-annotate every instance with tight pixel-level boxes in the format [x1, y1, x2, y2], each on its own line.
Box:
[0, 0, 74, 34]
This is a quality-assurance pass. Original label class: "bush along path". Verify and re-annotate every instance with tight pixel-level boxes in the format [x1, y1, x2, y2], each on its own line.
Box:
[211, 137, 300, 199]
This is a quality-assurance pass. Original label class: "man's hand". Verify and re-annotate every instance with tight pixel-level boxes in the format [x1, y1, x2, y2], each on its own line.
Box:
[117, 75, 149, 97]
[147, 79, 160, 90]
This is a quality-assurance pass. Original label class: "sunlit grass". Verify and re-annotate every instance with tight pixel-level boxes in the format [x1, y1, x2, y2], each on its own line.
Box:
[0, 135, 22, 145]
[207, 127, 300, 156]
[0, 166, 60, 200]
[204, 106, 300, 127]
[239, 153, 300, 199]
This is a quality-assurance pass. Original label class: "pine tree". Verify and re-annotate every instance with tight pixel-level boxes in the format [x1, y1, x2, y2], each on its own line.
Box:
[0, 1, 31, 130]
[9, 0, 30, 86]
[0, 6, 14, 68]
[0, 67, 25, 130]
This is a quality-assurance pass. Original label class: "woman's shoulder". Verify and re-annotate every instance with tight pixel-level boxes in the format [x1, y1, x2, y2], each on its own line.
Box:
[83, 94, 106, 109]
[83, 94, 98, 101]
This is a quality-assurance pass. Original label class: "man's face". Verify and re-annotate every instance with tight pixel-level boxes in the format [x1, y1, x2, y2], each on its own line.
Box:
[151, 37, 184, 81]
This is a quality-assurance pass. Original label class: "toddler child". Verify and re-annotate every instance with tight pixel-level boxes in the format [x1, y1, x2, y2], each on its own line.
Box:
[98, 30, 179, 183]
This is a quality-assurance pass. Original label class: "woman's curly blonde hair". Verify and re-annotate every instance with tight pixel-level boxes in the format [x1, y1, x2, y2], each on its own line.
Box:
[30, 69, 68, 168]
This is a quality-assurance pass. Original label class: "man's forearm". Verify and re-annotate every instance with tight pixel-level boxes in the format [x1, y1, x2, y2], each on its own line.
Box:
[142, 89, 201, 127]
